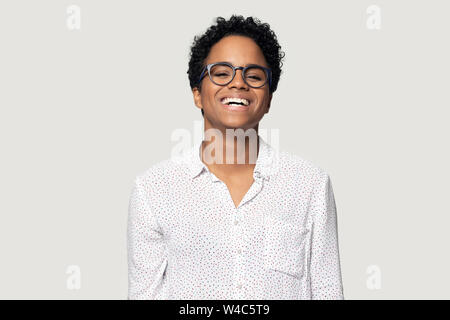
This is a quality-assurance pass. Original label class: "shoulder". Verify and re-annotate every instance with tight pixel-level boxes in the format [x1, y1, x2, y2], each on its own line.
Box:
[133, 153, 191, 193]
[275, 148, 330, 184]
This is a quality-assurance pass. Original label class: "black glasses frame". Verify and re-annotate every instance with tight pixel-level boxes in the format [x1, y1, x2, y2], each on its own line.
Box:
[197, 62, 272, 89]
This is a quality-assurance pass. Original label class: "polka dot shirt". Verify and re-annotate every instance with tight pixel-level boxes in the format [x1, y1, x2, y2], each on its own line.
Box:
[127, 135, 344, 300]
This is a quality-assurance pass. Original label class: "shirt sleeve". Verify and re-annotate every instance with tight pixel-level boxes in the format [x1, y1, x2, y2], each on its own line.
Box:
[309, 171, 344, 300]
[127, 175, 168, 299]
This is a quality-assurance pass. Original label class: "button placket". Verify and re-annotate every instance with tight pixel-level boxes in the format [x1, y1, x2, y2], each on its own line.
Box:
[232, 208, 245, 296]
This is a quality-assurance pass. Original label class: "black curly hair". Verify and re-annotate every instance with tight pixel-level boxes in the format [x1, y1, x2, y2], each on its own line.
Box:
[187, 15, 285, 117]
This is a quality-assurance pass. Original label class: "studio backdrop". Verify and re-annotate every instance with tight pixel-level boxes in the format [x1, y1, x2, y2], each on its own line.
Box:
[0, 0, 449, 299]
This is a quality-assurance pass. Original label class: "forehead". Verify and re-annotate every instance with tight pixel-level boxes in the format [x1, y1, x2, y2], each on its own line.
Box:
[206, 35, 268, 67]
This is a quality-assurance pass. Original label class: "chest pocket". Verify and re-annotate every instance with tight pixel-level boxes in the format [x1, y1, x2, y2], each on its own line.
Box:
[263, 216, 309, 279]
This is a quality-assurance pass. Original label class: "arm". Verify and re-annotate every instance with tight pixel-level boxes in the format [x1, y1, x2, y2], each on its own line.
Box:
[127, 175, 168, 299]
[309, 172, 344, 299]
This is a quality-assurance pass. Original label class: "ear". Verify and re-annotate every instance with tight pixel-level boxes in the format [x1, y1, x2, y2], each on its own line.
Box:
[265, 92, 273, 114]
[192, 87, 203, 112]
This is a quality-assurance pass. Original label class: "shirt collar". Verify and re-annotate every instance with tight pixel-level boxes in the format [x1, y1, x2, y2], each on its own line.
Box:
[187, 134, 278, 182]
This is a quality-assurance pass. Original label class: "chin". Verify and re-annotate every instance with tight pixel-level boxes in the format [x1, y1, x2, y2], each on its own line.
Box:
[221, 119, 256, 131]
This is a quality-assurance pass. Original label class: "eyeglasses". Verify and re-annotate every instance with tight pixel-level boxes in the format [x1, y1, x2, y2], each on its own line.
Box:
[197, 62, 272, 89]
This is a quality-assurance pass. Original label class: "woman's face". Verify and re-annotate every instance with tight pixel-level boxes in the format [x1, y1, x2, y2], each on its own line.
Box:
[193, 35, 272, 131]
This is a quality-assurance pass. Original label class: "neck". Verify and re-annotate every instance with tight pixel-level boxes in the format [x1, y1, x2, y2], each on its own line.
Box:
[200, 124, 260, 176]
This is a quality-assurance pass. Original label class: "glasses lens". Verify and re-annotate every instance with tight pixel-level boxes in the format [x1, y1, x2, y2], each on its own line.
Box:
[244, 66, 267, 88]
[209, 64, 268, 88]
[210, 64, 234, 85]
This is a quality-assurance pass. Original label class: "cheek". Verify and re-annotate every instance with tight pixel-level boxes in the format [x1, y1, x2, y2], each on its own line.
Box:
[258, 93, 270, 109]
[201, 86, 218, 107]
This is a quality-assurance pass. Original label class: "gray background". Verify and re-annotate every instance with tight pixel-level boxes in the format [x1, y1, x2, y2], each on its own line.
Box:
[0, 0, 449, 299]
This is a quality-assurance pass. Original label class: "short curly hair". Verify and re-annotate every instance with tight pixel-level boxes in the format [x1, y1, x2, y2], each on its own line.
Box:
[187, 15, 285, 117]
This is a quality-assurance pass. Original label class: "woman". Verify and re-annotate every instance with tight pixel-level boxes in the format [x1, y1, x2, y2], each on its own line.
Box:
[127, 15, 344, 300]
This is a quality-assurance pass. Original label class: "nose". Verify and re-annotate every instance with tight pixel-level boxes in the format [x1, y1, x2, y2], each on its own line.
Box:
[228, 68, 248, 89]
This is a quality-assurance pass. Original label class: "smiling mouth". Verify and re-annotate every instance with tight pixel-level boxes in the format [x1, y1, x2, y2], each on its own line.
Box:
[220, 101, 250, 111]
[220, 97, 250, 106]
[220, 97, 251, 111]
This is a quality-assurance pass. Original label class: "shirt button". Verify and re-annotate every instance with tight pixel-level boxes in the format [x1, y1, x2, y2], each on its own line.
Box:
[234, 220, 239, 225]
[237, 248, 242, 254]
[237, 283, 243, 289]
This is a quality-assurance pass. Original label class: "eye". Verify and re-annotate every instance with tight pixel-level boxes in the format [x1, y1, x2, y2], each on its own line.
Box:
[248, 75, 262, 81]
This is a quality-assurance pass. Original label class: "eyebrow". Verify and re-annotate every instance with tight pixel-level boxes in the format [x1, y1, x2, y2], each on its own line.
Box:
[219, 61, 264, 67]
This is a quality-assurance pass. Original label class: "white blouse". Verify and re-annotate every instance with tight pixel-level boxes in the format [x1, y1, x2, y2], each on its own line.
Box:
[127, 135, 344, 299]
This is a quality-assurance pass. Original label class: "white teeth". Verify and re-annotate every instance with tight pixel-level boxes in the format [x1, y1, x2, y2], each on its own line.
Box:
[221, 97, 250, 106]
